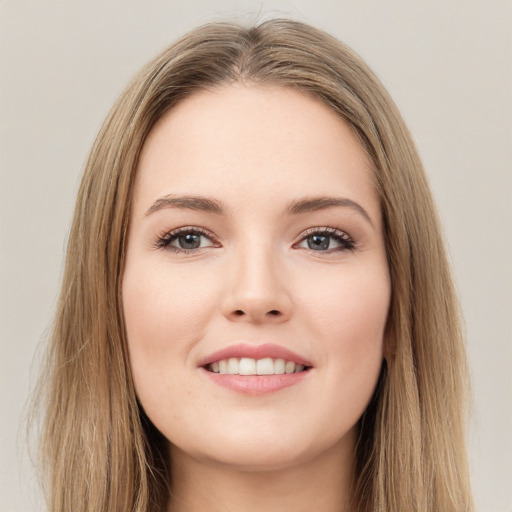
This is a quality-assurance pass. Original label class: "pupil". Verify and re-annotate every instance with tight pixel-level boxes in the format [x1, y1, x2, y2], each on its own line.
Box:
[308, 235, 329, 250]
[179, 234, 200, 249]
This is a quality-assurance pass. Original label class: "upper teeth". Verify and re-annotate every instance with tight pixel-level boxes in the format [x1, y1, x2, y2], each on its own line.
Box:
[208, 357, 306, 375]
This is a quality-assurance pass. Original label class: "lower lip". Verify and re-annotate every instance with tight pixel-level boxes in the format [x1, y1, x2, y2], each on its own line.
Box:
[199, 367, 310, 395]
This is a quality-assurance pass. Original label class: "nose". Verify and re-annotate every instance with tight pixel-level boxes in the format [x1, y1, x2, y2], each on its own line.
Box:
[221, 243, 293, 324]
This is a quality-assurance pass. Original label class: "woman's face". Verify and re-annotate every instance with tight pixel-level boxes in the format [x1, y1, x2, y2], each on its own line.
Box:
[123, 85, 390, 471]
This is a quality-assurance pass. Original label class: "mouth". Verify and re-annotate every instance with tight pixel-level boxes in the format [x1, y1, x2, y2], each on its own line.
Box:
[198, 343, 313, 394]
[204, 357, 311, 375]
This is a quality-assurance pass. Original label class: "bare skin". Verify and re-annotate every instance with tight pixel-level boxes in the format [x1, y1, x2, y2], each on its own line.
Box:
[123, 84, 390, 511]
[168, 431, 356, 512]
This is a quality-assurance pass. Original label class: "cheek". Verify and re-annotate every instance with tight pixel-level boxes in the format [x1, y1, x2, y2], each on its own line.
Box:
[122, 263, 218, 391]
[297, 265, 389, 407]
[124, 262, 215, 337]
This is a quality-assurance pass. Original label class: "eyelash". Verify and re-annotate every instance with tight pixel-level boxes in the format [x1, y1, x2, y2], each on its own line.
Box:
[297, 227, 355, 252]
[154, 227, 218, 254]
[154, 226, 356, 255]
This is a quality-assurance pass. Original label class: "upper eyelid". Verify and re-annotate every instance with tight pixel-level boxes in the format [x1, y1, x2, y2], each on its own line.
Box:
[298, 226, 350, 237]
[160, 225, 349, 238]
[157, 225, 353, 249]
[153, 226, 217, 250]
[295, 226, 354, 245]
[163, 226, 216, 239]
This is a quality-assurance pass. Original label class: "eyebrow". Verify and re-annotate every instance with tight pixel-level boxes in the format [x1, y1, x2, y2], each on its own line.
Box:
[283, 196, 373, 225]
[145, 194, 373, 225]
[146, 195, 225, 216]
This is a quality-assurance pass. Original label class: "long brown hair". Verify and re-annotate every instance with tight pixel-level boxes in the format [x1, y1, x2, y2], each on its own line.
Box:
[34, 19, 474, 511]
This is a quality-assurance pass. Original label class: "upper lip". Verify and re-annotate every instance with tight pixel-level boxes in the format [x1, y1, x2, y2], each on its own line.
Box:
[198, 343, 313, 368]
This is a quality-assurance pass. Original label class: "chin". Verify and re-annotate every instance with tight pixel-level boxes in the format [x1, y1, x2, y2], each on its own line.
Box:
[193, 443, 313, 473]
[169, 420, 355, 474]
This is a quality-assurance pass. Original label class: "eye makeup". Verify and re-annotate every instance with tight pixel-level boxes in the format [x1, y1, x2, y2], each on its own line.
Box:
[153, 225, 356, 256]
[154, 226, 219, 253]
[293, 226, 355, 253]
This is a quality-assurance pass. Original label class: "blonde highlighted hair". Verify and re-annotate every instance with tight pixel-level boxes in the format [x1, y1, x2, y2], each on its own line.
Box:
[34, 19, 474, 511]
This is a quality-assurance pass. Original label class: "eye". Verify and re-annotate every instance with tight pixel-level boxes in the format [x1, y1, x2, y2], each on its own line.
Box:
[155, 227, 219, 253]
[296, 227, 355, 252]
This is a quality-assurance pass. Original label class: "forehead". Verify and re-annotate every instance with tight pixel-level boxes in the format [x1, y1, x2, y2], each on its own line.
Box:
[134, 84, 379, 221]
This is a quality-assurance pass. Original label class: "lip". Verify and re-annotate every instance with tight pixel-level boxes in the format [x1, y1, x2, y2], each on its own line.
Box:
[197, 343, 313, 396]
[197, 343, 313, 368]
[199, 367, 310, 395]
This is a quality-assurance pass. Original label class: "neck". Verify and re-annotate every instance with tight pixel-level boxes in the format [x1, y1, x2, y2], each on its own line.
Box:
[167, 432, 357, 512]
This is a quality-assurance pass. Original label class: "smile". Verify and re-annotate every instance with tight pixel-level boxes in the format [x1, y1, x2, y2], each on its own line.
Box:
[198, 343, 313, 394]
[206, 357, 307, 375]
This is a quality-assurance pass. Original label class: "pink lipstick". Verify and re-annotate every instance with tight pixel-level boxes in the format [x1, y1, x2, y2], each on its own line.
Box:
[198, 343, 313, 395]
[198, 343, 313, 368]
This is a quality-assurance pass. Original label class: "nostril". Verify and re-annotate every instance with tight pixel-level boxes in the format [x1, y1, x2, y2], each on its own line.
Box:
[230, 309, 283, 319]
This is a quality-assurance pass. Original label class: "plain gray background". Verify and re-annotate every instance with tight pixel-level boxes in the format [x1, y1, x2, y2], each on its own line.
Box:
[1, 1, 510, 511]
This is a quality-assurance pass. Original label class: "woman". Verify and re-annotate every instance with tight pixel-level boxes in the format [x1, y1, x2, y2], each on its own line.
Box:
[36, 19, 474, 511]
